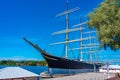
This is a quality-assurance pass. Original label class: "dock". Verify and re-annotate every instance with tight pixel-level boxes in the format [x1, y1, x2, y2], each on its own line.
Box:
[40, 72, 115, 80]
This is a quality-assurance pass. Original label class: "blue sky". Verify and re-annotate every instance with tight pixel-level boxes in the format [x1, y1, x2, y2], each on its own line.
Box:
[0, 0, 120, 61]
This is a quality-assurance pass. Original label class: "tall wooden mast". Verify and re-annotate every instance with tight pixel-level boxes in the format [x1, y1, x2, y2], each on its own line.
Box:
[50, 0, 80, 58]
[80, 17, 83, 61]
[65, 0, 69, 58]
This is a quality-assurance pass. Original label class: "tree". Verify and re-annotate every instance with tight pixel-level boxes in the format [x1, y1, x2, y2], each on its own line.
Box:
[87, 0, 120, 50]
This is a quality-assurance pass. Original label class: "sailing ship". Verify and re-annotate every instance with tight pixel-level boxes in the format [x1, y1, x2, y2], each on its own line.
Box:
[23, 0, 104, 74]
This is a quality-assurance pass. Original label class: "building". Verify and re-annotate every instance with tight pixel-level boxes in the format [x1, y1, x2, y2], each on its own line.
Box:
[0, 67, 39, 80]
[99, 65, 120, 73]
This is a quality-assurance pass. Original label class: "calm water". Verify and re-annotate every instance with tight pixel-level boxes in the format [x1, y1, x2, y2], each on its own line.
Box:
[0, 66, 48, 75]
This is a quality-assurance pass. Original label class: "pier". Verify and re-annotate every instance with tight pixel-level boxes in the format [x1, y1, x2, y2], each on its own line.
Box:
[41, 72, 115, 80]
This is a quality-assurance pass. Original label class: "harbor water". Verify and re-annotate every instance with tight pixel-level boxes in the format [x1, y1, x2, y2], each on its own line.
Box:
[0, 66, 48, 75]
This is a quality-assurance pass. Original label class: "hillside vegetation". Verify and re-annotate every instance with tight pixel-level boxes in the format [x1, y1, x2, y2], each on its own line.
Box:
[0, 60, 47, 66]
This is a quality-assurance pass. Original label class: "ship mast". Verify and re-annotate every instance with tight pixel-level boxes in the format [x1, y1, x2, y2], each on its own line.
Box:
[49, 0, 80, 59]
[80, 17, 83, 61]
[89, 31, 92, 63]
[65, 0, 69, 58]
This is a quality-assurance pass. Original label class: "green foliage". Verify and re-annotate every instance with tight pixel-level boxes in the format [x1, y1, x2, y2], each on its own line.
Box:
[0, 60, 16, 66]
[87, 0, 120, 50]
[0, 60, 47, 66]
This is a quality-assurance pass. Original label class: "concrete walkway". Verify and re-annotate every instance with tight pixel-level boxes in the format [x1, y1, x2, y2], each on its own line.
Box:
[41, 72, 115, 80]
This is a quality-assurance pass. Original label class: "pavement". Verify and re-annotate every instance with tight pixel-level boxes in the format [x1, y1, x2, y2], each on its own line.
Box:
[40, 72, 115, 80]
